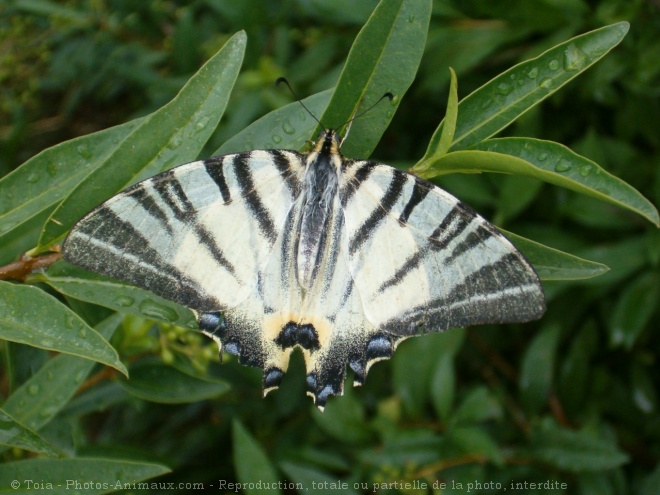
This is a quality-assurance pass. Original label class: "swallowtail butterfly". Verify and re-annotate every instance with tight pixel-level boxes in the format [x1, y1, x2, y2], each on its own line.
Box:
[63, 92, 546, 409]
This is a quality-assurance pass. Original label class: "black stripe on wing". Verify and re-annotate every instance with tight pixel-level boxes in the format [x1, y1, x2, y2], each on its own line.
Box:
[204, 156, 232, 204]
[149, 173, 237, 278]
[348, 171, 407, 255]
[234, 155, 278, 245]
[63, 209, 220, 310]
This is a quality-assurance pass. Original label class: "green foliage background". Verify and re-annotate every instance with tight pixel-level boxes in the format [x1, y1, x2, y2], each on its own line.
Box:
[1, 1, 659, 493]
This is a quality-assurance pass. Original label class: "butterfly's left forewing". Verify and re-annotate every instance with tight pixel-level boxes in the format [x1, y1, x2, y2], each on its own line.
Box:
[63, 150, 306, 312]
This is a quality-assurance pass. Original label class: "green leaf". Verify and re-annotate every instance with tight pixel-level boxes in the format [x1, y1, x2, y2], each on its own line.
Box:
[279, 461, 359, 495]
[530, 422, 629, 472]
[0, 117, 146, 241]
[0, 408, 61, 457]
[519, 323, 561, 413]
[502, 229, 609, 280]
[37, 262, 196, 329]
[312, 388, 371, 444]
[416, 67, 458, 172]
[0, 281, 126, 375]
[393, 330, 464, 418]
[482, 139, 657, 225]
[0, 457, 169, 494]
[448, 426, 504, 467]
[416, 140, 659, 226]
[319, 0, 432, 158]
[120, 359, 229, 404]
[451, 386, 503, 425]
[2, 313, 123, 432]
[37, 31, 247, 251]
[232, 420, 282, 495]
[424, 22, 630, 153]
[609, 272, 660, 349]
[216, 89, 333, 154]
[430, 352, 455, 420]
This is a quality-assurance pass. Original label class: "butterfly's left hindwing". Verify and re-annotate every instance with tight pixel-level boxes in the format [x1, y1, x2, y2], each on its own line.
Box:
[63, 150, 306, 312]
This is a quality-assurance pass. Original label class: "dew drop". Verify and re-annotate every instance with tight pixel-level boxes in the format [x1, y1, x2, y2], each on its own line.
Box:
[26, 172, 40, 184]
[527, 67, 539, 79]
[194, 116, 210, 133]
[282, 119, 296, 135]
[481, 98, 493, 110]
[77, 144, 93, 159]
[28, 384, 40, 396]
[46, 162, 61, 177]
[79, 328, 88, 339]
[538, 152, 548, 161]
[554, 160, 571, 173]
[40, 338, 54, 348]
[386, 110, 393, 119]
[65, 314, 76, 329]
[272, 134, 282, 144]
[548, 59, 560, 70]
[580, 164, 593, 177]
[40, 406, 58, 418]
[408, 14, 415, 23]
[564, 43, 587, 71]
[496, 82, 513, 96]
[167, 135, 183, 150]
[139, 299, 178, 322]
[114, 295, 135, 307]
[539, 78, 553, 89]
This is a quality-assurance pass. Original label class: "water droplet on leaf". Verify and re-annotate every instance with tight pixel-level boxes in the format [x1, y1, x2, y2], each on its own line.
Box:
[282, 119, 295, 135]
[554, 160, 571, 173]
[496, 82, 513, 96]
[77, 144, 93, 159]
[564, 43, 587, 71]
[548, 59, 560, 70]
[26, 173, 40, 184]
[139, 299, 178, 322]
[539, 78, 553, 89]
[538, 153, 548, 161]
[272, 134, 282, 144]
[114, 295, 135, 307]
[28, 384, 40, 396]
[580, 164, 592, 177]
[527, 67, 539, 79]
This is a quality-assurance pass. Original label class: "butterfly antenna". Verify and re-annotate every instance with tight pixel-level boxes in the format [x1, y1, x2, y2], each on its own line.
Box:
[337, 92, 395, 135]
[276, 77, 324, 129]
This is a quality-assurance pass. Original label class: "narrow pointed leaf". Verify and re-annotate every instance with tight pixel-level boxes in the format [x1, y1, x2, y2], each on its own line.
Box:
[0, 409, 61, 457]
[417, 140, 659, 226]
[37, 31, 247, 250]
[0, 281, 126, 375]
[417, 67, 459, 172]
[421, 22, 629, 154]
[2, 313, 123, 432]
[120, 360, 229, 403]
[216, 89, 333, 155]
[502, 229, 609, 280]
[0, 117, 145, 240]
[233, 420, 282, 495]
[318, 0, 432, 158]
[0, 458, 170, 494]
[37, 262, 196, 329]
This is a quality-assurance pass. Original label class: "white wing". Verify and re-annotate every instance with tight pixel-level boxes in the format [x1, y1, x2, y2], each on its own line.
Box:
[339, 161, 546, 335]
[63, 149, 306, 313]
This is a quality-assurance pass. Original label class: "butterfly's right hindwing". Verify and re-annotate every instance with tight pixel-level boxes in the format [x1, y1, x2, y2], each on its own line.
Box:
[63, 149, 306, 312]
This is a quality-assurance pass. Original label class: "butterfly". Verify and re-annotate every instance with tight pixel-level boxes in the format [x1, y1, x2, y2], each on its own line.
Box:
[62, 95, 545, 410]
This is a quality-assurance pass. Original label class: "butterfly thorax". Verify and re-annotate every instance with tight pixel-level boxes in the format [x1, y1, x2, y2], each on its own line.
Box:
[296, 130, 342, 290]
